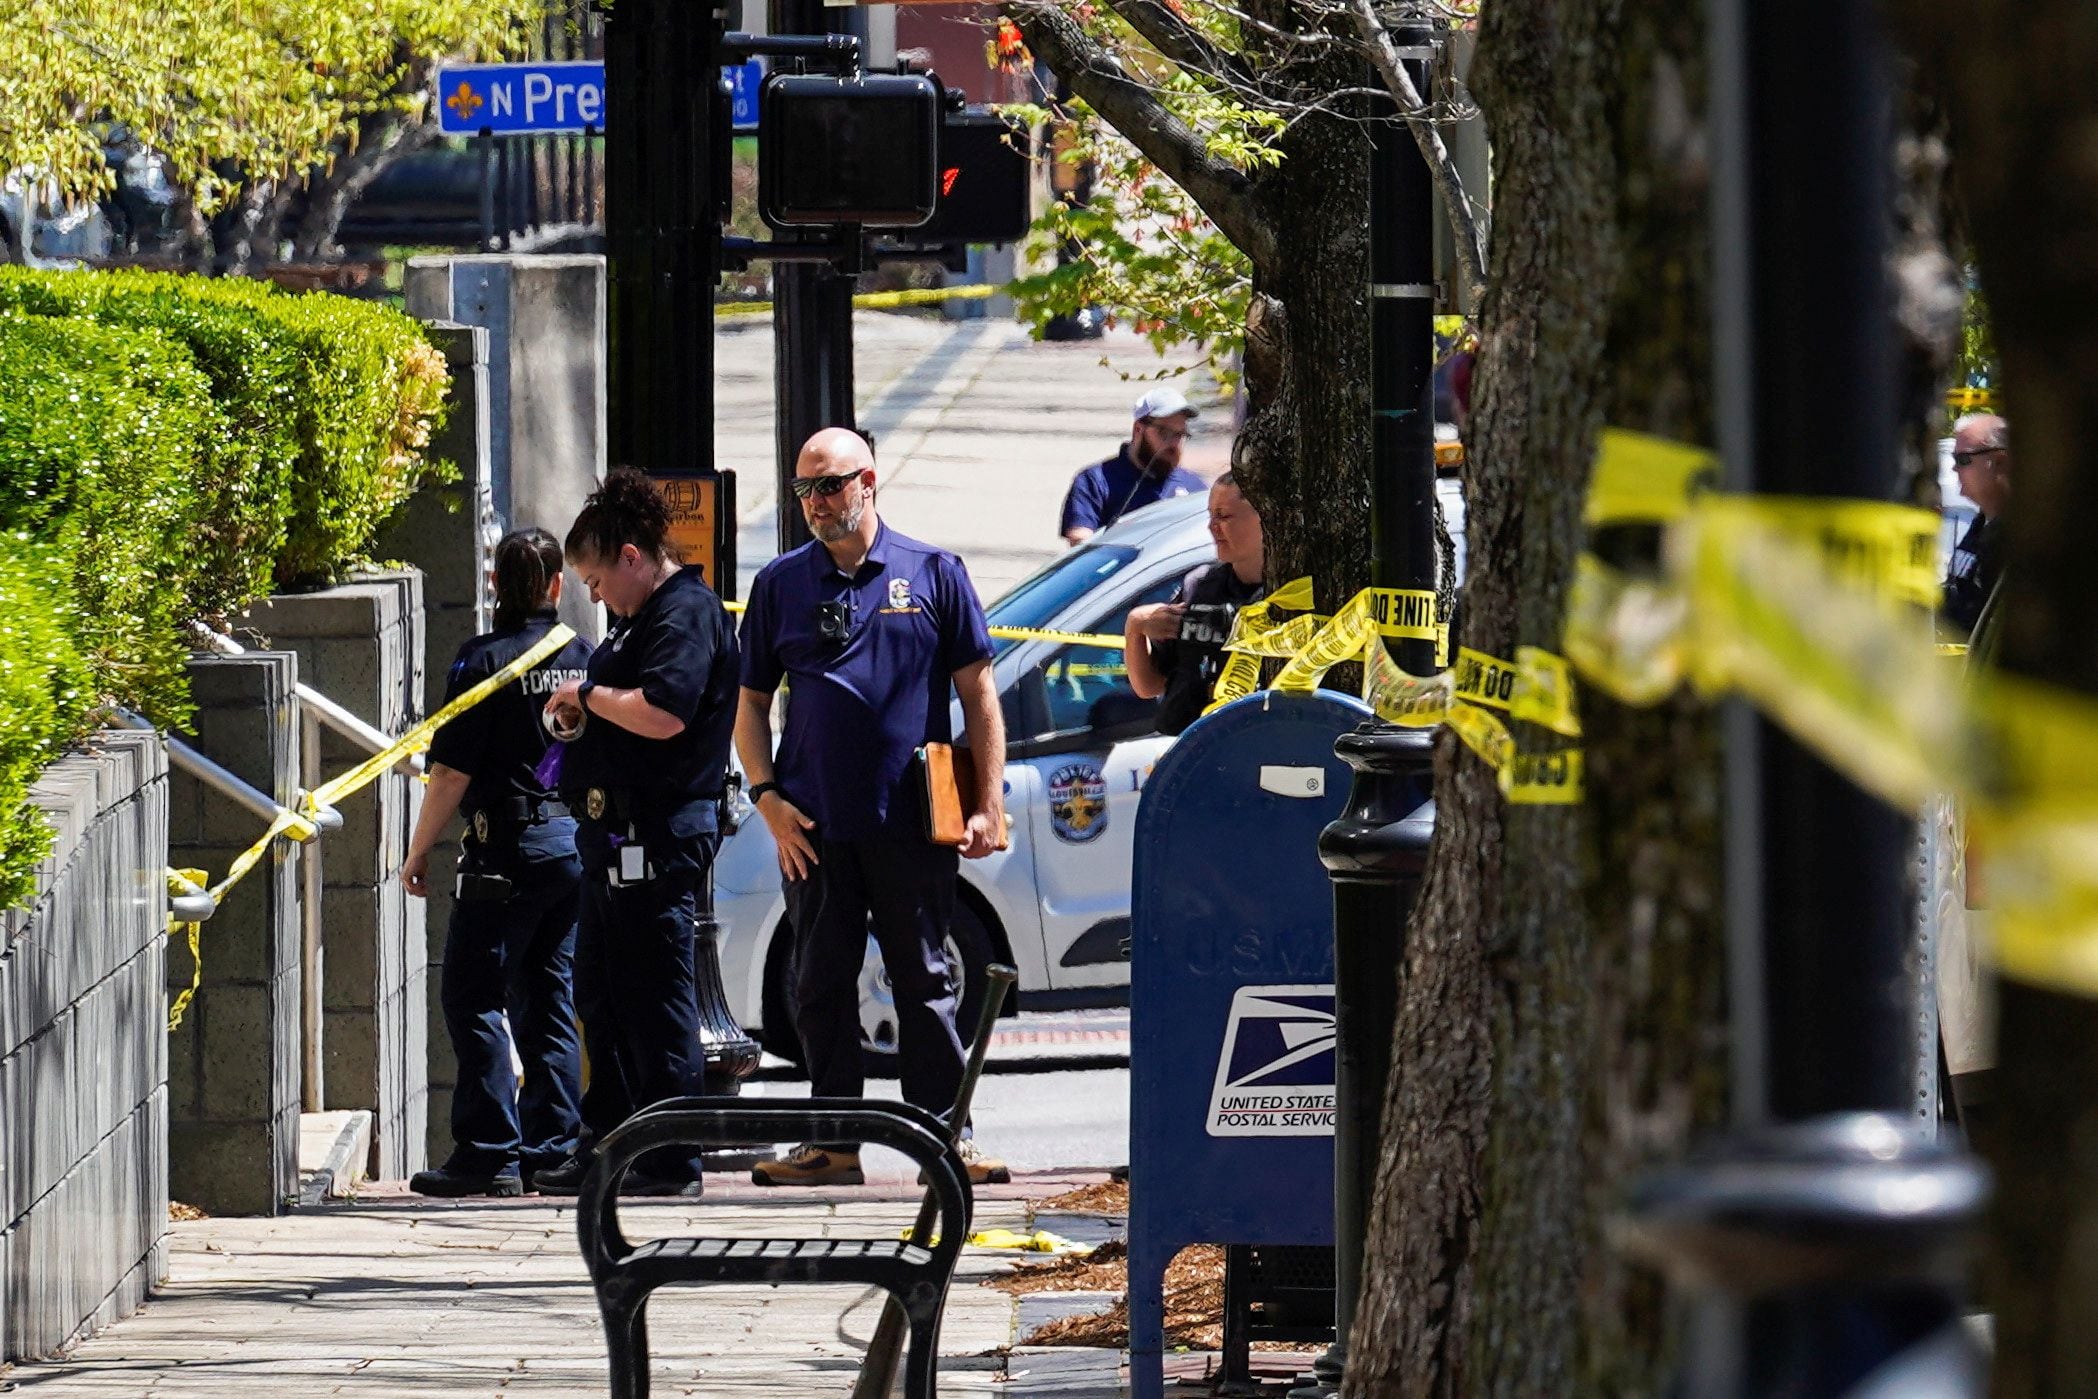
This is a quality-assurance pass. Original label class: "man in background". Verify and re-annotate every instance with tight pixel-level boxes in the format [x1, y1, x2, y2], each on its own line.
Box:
[1060, 387, 1206, 545]
[1943, 412, 2010, 636]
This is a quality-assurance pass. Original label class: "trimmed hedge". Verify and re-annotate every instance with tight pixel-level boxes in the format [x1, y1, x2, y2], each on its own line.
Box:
[0, 269, 451, 908]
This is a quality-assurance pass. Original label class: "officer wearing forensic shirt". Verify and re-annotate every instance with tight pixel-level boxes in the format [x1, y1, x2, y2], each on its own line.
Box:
[736, 427, 1010, 1188]
[401, 528, 592, 1197]
[530, 468, 739, 1199]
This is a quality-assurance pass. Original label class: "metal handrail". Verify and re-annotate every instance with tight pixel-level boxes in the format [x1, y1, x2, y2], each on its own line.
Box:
[189, 624, 425, 776]
[104, 708, 330, 840]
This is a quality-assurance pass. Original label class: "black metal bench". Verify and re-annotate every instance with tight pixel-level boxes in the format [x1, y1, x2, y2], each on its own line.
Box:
[576, 1097, 973, 1399]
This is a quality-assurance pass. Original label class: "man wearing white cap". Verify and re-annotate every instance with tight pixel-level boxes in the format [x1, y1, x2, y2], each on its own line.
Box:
[1059, 387, 1206, 545]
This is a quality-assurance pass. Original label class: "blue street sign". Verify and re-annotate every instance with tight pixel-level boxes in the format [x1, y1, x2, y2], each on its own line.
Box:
[726, 59, 762, 133]
[437, 62, 606, 136]
[435, 60, 765, 137]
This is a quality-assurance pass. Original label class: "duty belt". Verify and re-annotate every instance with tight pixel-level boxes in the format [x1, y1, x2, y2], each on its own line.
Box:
[466, 796, 571, 846]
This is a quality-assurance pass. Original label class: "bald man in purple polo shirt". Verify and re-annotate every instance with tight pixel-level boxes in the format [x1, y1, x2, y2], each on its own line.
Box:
[735, 427, 1010, 1187]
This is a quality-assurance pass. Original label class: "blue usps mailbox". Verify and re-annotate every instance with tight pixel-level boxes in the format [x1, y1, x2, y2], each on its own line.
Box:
[1127, 690, 1370, 1399]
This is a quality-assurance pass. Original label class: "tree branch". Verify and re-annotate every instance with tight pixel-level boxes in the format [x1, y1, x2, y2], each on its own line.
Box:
[1098, 0, 1262, 99]
[1347, 0, 1489, 301]
[1012, 0, 1280, 272]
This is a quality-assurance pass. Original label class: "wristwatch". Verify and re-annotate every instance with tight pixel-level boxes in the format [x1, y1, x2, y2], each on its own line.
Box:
[576, 680, 598, 710]
[749, 781, 783, 806]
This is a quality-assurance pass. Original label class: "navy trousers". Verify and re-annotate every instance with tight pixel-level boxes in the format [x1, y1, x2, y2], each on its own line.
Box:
[573, 816, 720, 1183]
[785, 837, 965, 1150]
[439, 819, 584, 1177]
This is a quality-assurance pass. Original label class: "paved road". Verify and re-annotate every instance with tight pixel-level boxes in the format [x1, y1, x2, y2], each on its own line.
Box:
[714, 312, 1229, 603]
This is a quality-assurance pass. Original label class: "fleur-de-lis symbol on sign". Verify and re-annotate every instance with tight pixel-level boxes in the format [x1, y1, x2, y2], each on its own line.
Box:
[446, 81, 485, 123]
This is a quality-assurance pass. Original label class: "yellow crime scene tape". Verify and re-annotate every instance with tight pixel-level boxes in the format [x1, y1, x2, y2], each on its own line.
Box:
[717, 599, 1123, 650]
[1567, 428, 2098, 1001]
[164, 624, 581, 1029]
[716, 284, 999, 318]
[1203, 576, 1583, 804]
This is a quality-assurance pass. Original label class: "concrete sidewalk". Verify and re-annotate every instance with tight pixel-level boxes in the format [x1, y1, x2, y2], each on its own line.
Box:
[2, 1172, 1127, 1397]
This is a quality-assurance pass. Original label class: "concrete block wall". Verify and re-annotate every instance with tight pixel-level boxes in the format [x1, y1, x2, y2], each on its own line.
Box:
[0, 730, 170, 1360]
[168, 654, 303, 1217]
[402, 254, 608, 642]
[240, 572, 427, 1181]
[372, 324, 495, 1167]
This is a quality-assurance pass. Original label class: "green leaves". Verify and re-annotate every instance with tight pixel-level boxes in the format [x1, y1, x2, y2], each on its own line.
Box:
[1006, 109, 1257, 389]
[0, 0, 540, 213]
[0, 268, 451, 909]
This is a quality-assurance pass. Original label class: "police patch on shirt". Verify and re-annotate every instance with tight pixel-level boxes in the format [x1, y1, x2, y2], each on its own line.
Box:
[888, 577, 912, 609]
[1048, 761, 1109, 843]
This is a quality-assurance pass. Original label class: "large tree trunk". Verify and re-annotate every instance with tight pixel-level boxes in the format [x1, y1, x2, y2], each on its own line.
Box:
[1894, 5, 2098, 1391]
[1345, 0, 1619, 1390]
[1574, 1, 1728, 1389]
[1233, 100, 1372, 596]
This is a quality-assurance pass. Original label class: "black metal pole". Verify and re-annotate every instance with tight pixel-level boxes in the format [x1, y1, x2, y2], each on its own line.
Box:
[603, 0, 759, 1092]
[478, 130, 497, 252]
[1295, 26, 1441, 1398]
[769, 0, 859, 557]
[1615, 1, 1985, 1390]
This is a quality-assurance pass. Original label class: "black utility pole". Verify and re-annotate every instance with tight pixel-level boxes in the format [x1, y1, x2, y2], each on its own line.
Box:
[605, 0, 723, 481]
[1296, 24, 1441, 1398]
[769, 0, 860, 555]
[603, 0, 761, 1092]
[1617, 1, 1985, 1391]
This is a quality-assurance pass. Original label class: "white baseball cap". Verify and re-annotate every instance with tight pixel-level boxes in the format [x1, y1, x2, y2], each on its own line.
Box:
[1133, 387, 1199, 422]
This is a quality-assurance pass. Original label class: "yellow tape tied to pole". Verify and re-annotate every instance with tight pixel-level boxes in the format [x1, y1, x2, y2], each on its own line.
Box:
[1567, 428, 2098, 1001]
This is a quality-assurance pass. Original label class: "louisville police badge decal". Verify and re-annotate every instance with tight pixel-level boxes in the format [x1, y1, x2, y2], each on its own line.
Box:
[1047, 761, 1109, 843]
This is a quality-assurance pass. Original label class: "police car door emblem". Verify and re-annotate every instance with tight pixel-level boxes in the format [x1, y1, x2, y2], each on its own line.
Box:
[1047, 761, 1109, 843]
[888, 577, 912, 610]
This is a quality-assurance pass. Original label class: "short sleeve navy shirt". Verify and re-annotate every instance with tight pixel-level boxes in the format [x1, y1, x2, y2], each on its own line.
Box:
[740, 524, 995, 841]
[1058, 446, 1205, 536]
[427, 612, 592, 813]
[561, 566, 739, 813]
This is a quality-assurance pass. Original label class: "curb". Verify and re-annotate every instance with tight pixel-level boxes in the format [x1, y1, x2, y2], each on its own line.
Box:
[298, 1110, 372, 1207]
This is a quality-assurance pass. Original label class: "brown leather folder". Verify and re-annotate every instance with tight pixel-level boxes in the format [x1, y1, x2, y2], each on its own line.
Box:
[919, 742, 1010, 850]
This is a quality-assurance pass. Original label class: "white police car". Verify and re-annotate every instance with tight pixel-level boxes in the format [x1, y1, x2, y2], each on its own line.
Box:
[713, 482, 1468, 1070]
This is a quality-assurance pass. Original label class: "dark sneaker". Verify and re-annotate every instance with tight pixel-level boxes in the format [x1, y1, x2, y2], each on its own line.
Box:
[919, 1139, 1010, 1187]
[620, 1172, 705, 1199]
[531, 1154, 592, 1196]
[751, 1144, 864, 1187]
[409, 1167, 523, 1199]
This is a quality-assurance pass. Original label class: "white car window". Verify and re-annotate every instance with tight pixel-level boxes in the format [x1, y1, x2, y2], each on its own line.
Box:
[1034, 574, 1186, 734]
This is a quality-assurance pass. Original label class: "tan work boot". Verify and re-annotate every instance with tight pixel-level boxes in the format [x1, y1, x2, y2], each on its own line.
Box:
[751, 1143, 864, 1187]
[921, 1138, 1011, 1187]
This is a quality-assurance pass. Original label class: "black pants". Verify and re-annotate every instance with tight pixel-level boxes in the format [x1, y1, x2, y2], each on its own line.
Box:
[440, 821, 583, 1176]
[785, 837, 964, 1150]
[574, 815, 720, 1182]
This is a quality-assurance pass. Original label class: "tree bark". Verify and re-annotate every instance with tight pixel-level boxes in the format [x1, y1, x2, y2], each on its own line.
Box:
[1892, 5, 2098, 1392]
[1013, 3, 1371, 596]
[1346, 0, 1619, 1389]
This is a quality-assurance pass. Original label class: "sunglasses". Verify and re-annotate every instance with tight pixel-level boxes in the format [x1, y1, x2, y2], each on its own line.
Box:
[1951, 447, 2003, 467]
[790, 470, 866, 500]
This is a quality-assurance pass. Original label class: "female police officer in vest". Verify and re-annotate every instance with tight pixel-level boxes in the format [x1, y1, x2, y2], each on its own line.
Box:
[400, 528, 593, 1197]
[530, 468, 738, 1199]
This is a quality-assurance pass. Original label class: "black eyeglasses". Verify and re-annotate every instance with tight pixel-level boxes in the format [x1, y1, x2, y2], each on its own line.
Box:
[1951, 447, 2004, 467]
[790, 471, 865, 500]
